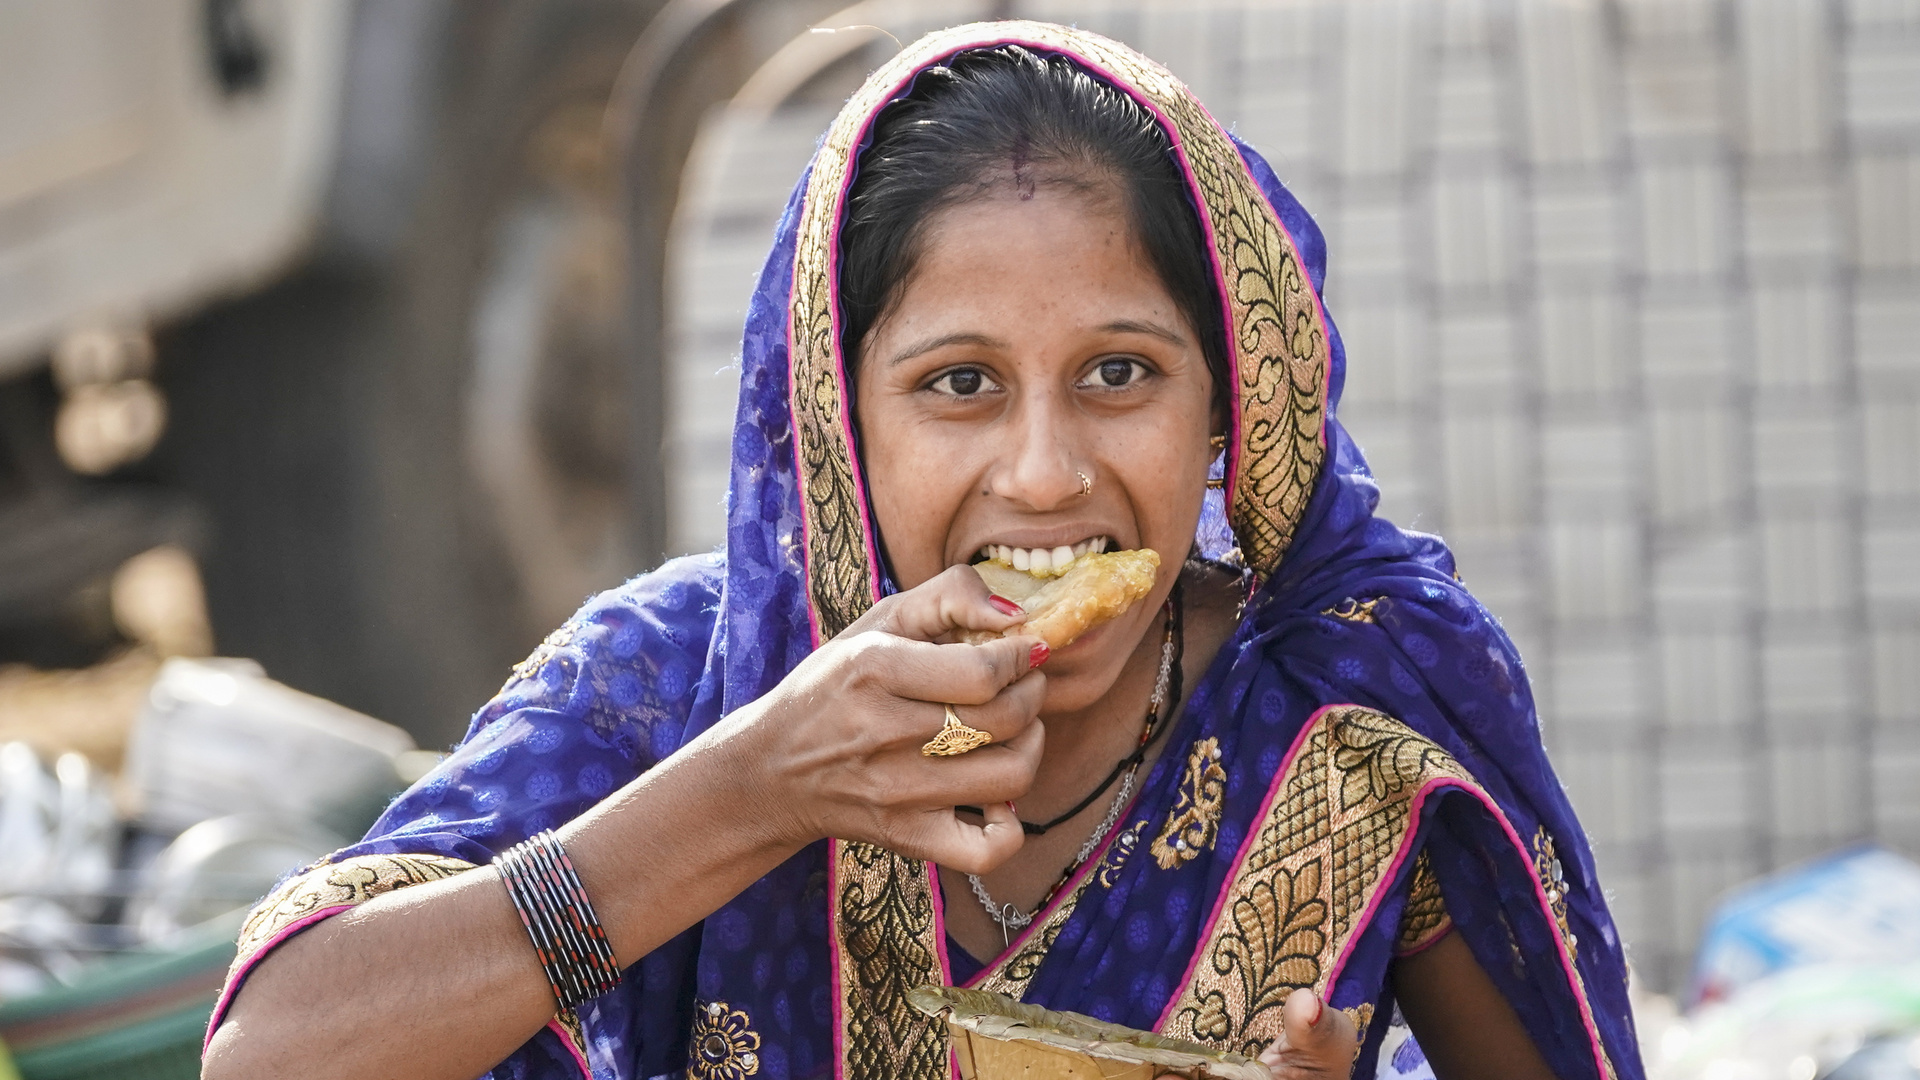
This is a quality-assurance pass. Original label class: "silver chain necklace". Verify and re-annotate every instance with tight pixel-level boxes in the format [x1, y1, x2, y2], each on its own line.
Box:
[966, 622, 1177, 945]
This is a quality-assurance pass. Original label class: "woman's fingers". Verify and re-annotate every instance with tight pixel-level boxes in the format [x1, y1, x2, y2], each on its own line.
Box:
[858, 632, 1044, 709]
[900, 712, 1045, 808]
[908, 665, 1048, 749]
[898, 796, 1027, 875]
[868, 724, 1043, 871]
[852, 564, 1026, 643]
[1255, 988, 1358, 1078]
[756, 568, 1055, 857]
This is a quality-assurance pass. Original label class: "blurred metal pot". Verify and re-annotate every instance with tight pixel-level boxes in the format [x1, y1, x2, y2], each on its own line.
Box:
[126, 814, 345, 944]
[124, 657, 417, 840]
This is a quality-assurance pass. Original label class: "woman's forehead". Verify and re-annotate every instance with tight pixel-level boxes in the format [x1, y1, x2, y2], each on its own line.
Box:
[884, 192, 1185, 340]
[916, 185, 1142, 262]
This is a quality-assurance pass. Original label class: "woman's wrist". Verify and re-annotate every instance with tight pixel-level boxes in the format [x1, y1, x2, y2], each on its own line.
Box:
[702, 697, 822, 856]
[555, 720, 811, 967]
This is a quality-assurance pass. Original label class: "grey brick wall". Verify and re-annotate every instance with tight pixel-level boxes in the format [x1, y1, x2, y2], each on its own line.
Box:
[665, 0, 1920, 992]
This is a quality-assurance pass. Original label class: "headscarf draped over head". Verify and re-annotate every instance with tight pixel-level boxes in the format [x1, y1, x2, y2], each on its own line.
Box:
[209, 22, 1642, 1080]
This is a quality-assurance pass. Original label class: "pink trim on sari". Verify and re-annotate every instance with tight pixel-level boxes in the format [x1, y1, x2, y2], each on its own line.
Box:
[204, 903, 593, 1079]
[1448, 784, 1614, 1080]
[202, 903, 355, 1050]
[1323, 778, 1464, 990]
[545, 1017, 593, 1079]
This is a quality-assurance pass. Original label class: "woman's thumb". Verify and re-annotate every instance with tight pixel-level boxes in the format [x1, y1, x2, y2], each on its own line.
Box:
[1257, 988, 1358, 1074]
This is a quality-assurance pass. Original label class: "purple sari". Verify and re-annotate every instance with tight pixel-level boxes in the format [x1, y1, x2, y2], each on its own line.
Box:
[211, 22, 1641, 1080]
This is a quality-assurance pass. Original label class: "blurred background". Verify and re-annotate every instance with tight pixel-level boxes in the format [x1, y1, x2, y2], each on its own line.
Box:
[0, 0, 1915, 1077]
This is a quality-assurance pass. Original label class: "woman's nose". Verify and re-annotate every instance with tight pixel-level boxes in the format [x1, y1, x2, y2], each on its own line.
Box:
[988, 399, 1087, 510]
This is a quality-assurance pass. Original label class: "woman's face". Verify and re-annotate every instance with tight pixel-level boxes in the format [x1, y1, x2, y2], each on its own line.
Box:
[855, 180, 1219, 714]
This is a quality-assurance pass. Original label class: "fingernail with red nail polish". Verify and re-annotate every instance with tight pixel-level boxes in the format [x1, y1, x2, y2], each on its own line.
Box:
[1007, 801, 1018, 813]
[989, 595, 1023, 616]
[1029, 642, 1050, 669]
[1308, 995, 1324, 1028]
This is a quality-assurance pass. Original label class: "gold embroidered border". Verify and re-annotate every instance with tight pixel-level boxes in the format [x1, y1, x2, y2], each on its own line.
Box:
[228, 851, 593, 1073]
[1394, 850, 1452, 955]
[967, 854, 1115, 1001]
[231, 852, 478, 974]
[1160, 706, 1473, 1057]
[788, 32, 892, 641]
[831, 841, 947, 1079]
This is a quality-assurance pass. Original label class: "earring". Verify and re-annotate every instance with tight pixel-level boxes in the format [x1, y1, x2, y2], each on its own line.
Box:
[1209, 434, 1227, 451]
[1206, 476, 1226, 489]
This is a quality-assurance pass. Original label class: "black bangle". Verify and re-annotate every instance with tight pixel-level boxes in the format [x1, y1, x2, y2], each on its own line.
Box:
[523, 836, 617, 994]
[496, 831, 621, 1010]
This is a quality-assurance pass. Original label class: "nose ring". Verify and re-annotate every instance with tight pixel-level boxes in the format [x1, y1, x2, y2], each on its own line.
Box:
[1077, 471, 1092, 497]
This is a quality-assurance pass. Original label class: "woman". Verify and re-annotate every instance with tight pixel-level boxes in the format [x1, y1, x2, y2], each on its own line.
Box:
[203, 23, 1641, 1080]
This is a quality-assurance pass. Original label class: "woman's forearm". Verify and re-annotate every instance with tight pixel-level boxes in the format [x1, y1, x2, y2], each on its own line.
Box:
[203, 712, 801, 1080]
[1391, 930, 1558, 1080]
[205, 575, 1042, 1080]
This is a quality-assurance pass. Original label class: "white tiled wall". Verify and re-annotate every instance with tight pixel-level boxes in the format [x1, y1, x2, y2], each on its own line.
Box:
[664, 105, 837, 555]
[665, 0, 1920, 992]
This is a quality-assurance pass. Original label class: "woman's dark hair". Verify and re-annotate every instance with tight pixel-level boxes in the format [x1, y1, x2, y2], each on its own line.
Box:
[839, 46, 1228, 404]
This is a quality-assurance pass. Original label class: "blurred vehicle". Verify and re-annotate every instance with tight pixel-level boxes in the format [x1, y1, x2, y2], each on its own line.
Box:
[0, 0, 674, 742]
[0, 0, 865, 744]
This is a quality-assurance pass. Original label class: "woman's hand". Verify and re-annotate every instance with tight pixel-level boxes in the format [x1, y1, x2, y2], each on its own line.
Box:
[734, 565, 1048, 874]
[1253, 989, 1360, 1078]
[1155, 989, 1358, 1080]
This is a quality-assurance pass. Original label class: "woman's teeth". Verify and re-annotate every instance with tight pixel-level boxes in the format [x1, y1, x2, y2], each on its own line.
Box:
[975, 537, 1110, 576]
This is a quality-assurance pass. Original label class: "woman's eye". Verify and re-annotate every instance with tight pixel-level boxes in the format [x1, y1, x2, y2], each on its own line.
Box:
[930, 368, 996, 396]
[1086, 358, 1145, 388]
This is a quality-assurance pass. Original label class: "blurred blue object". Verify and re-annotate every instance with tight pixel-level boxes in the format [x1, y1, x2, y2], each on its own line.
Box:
[1825, 1035, 1920, 1080]
[1692, 846, 1920, 1008]
[1653, 963, 1920, 1080]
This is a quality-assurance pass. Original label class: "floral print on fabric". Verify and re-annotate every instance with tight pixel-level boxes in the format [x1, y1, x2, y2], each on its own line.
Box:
[1151, 738, 1227, 869]
[689, 1001, 762, 1080]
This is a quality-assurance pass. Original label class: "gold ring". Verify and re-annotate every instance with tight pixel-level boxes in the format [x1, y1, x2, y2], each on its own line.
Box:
[921, 704, 993, 757]
[1077, 471, 1092, 497]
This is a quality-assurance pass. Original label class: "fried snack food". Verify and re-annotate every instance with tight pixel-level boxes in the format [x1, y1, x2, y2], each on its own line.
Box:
[965, 548, 1160, 650]
[908, 985, 1271, 1080]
